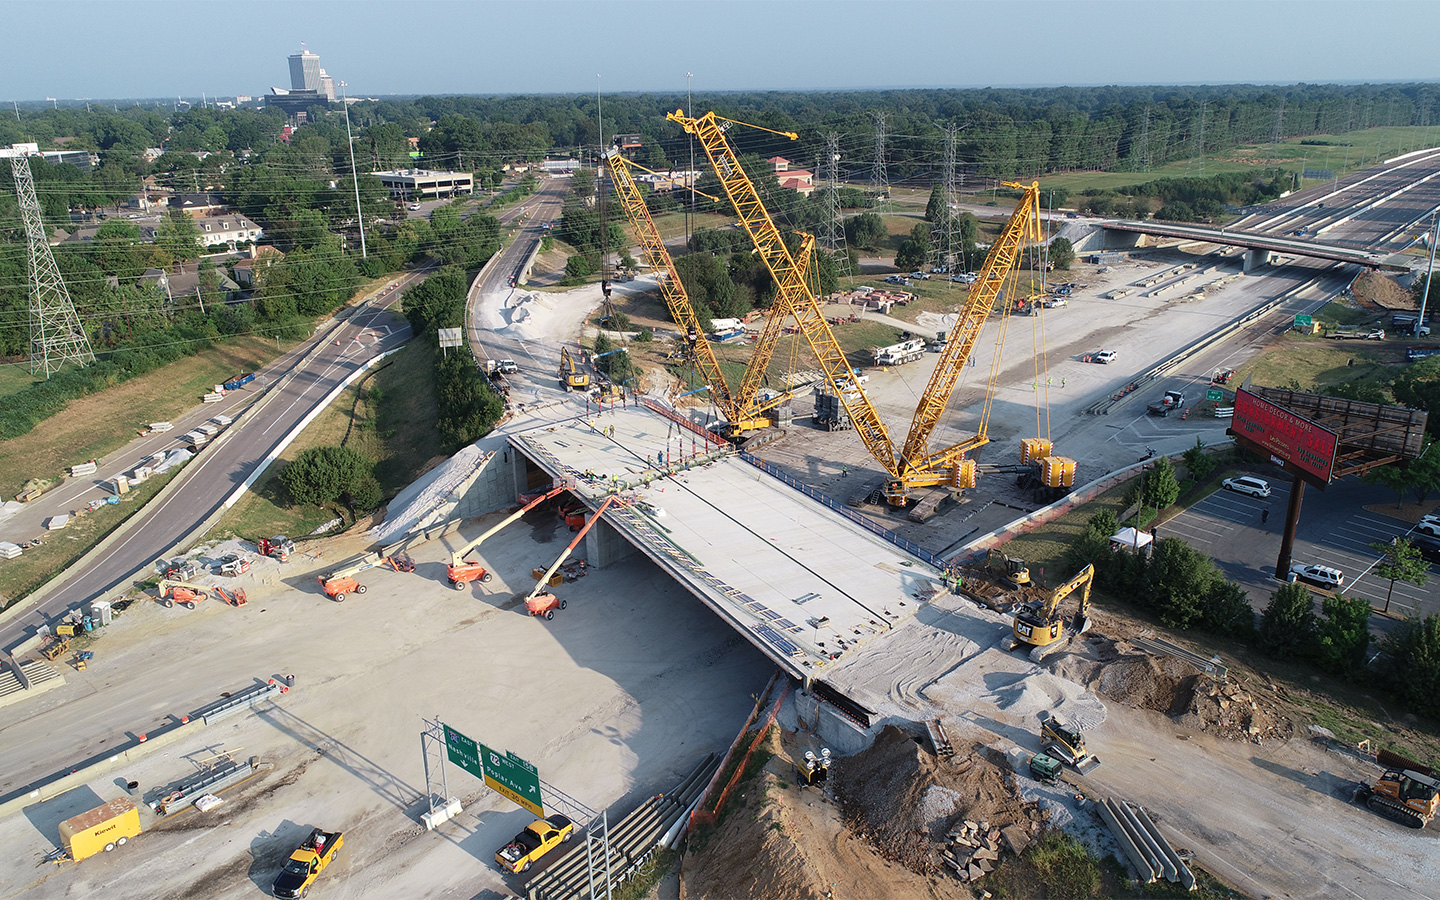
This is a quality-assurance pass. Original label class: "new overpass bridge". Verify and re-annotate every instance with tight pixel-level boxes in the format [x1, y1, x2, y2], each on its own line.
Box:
[1097, 220, 1410, 271]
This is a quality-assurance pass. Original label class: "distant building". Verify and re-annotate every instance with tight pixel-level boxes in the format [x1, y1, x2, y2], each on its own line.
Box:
[319, 72, 336, 101]
[233, 245, 284, 287]
[39, 150, 98, 173]
[168, 193, 227, 216]
[766, 157, 814, 196]
[635, 169, 701, 192]
[373, 168, 474, 201]
[235, 95, 252, 104]
[192, 211, 263, 248]
[289, 48, 321, 91]
[543, 158, 582, 174]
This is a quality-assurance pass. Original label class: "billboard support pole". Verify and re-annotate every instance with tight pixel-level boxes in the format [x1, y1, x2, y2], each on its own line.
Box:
[1275, 478, 1306, 580]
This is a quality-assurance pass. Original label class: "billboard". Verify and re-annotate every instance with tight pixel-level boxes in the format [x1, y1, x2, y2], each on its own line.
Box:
[1230, 389, 1338, 484]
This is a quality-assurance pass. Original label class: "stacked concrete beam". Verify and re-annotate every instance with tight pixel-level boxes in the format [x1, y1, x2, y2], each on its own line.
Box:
[1098, 797, 1195, 890]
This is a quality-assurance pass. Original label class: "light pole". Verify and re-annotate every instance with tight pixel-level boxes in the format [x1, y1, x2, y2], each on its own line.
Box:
[340, 81, 366, 260]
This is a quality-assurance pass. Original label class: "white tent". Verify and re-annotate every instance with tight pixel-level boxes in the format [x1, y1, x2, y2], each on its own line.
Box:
[1110, 527, 1154, 551]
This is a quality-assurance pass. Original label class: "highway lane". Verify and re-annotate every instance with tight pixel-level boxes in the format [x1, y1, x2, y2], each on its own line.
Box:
[1234, 147, 1440, 250]
[466, 176, 570, 401]
[0, 272, 426, 653]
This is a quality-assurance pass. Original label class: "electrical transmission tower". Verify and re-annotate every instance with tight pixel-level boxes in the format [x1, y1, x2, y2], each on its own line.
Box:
[4, 147, 94, 377]
[870, 112, 889, 211]
[819, 133, 851, 275]
[1191, 100, 1208, 177]
[1136, 105, 1151, 172]
[932, 125, 961, 273]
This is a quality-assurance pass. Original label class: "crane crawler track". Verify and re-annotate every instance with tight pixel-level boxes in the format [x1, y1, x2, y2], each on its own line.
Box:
[1361, 789, 1428, 828]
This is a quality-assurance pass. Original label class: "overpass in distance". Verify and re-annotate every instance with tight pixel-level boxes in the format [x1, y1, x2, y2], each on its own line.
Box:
[1096, 220, 1411, 271]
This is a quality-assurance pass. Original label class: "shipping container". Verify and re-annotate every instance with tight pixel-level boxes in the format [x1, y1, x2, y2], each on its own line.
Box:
[59, 798, 142, 862]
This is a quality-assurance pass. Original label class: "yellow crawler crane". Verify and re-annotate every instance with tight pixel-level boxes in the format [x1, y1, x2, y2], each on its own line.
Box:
[605, 150, 791, 433]
[669, 108, 1047, 504]
[668, 109, 900, 478]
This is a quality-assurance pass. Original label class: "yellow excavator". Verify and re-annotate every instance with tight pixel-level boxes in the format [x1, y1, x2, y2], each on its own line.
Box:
[1008, 564, 1094, 660]
[559, 347, 590, 391]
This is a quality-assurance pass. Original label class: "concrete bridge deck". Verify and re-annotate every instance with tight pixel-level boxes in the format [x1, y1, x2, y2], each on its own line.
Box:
[508, 403, 946, 681]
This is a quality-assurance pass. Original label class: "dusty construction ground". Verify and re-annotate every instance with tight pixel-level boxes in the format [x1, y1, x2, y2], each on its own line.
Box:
[0, 507, 773, 900]
[680, 598, 1440, 900]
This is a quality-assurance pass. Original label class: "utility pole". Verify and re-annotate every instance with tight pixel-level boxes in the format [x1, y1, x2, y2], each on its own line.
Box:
[2, 148, 95, 376]
[1419, 211, 1439, 336]
[340, 81, 366, 259]
[870, 111, 889, 212]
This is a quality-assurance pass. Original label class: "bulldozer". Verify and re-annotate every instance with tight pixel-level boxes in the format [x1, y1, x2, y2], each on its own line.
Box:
[987, 548, 1030, 587]
[1008, 564, 1094, 660]
[1039, 711, 1100, 774]
[1356, 747, 1440, 829]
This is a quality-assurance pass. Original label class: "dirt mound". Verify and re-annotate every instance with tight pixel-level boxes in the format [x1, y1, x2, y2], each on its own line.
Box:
[832, 726, 1033, 877]
[1093, 651, 1294, 743]
[1098, 654, 1201, 716]
[1175, 679, 1295, 744]
[1353, 271, 1412, 310]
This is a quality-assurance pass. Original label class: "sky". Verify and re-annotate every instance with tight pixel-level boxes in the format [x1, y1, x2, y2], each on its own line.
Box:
[8, 0, 1440, 102]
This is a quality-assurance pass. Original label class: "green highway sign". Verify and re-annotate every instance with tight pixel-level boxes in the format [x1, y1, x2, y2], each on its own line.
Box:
[443, 725, 484, 781]
[1294, 314, 1313, 328]
[481, 743, 544, 816]
[1207, 389, 1224, 402]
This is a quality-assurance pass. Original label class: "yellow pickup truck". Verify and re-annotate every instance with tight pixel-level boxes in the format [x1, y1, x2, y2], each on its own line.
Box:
[272, 828, 343, 898]
[495, 814, 574, 874]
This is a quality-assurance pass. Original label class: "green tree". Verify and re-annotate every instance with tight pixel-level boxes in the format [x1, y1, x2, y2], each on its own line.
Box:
[1182, 437, 1217, 481]
[1383, 614, 1440, 719]
[156, 210, 202, 268]
[1201, 579, 1255, 637]
[1142, 456, 1181, 510]
[565, 253, 595, 281]
[1405, 440, 1440, 503]
[280, 445, 372, 508]
[1258, 582, 1318, 660]
[1088, 509, 1118, 539]
[895, 239, 927, 272]
[844, 212, 886, 250]
[1362, 464, 1410, 507]
[1314, 595, 1372, 677]
[197, 257, 220, 309]
[925, 185, 947, 223]
[1049, 236, 1075, 270]
[1142, 537, 1215, 628]
[1371, 538, 1429, 614]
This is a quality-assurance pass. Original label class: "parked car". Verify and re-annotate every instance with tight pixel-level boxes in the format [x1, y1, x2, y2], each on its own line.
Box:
[1093, 350, 1117, 364]
[408, 203, 422, 211]
[1222, 475, 1272, 498]
[1290, 563, 1344, 589]
[909, 271, 931, 281]
[1416, 515, 1440, 538]
[1410, 533, 1440, 564]
[1043, 297, 1068, 308]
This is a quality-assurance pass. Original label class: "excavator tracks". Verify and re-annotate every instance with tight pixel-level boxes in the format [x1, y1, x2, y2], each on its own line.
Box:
[1364, 792, 1428, 829]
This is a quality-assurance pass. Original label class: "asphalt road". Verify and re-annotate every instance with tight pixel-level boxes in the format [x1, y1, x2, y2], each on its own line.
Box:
[0, 273, 423, 653]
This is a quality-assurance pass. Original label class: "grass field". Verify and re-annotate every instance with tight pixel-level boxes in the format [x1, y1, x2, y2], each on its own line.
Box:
[0, 336, 290, 500]
[0, 469, 176, 609]
[0, 366, 42, 401]
[213, 339, 442, 544]
[1233, 335, 1394, 395]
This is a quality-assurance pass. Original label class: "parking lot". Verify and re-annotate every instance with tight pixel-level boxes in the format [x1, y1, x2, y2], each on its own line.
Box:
[1161, 476, 1437, 618]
